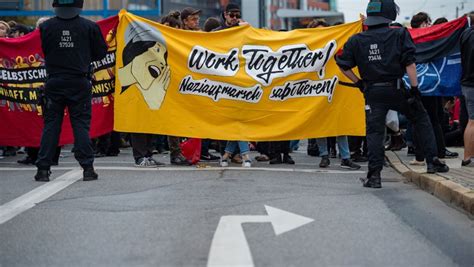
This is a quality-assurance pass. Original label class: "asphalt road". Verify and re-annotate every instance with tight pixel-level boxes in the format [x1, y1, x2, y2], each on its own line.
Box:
[1, 147, 473, 267]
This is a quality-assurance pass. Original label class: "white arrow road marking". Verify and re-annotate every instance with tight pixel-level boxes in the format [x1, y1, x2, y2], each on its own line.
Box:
[0, 169, 82, 224]
[207, 205, 314, 267]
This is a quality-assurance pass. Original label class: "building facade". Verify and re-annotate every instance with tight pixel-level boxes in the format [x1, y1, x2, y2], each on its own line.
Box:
[263, 0, 342, 30]
[1, 0, 340, 29]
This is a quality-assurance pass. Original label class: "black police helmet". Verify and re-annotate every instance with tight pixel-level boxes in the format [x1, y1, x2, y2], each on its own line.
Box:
[365, 0, 399, 26]
[52, 0, 84, 19]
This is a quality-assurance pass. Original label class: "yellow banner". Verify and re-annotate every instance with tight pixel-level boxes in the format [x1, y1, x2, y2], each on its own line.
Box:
[115, 10, 365, 141]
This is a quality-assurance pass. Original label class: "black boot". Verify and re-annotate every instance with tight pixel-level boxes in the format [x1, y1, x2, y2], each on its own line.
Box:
[427, 158, 449, 174]
[283, 153, 295, 164]
[360, 170, 382, 188]
[34, 169, 51, 182]
[388, 134, 406, 151]
[83, 166, 98, 181]
[269, 154, 283, 164]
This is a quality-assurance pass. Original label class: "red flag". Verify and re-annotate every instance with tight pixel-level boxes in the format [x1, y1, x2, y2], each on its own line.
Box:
[0, 16, 119, 147]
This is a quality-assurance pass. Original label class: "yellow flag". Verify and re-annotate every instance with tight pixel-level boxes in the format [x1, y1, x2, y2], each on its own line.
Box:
[115, 10, 365, 141]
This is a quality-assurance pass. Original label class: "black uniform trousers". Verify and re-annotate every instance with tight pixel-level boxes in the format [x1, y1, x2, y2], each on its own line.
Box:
[37, 77, 94, 170]
[365, 85, 437, 177]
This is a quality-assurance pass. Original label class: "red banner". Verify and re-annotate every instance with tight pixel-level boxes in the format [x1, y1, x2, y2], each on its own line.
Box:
[0, 15, 118, 147]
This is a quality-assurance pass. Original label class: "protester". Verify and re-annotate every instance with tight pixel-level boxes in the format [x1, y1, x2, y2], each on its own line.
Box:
[8, 24, 30, 38]
[160, 10, 181, 28]
[433, 17, 448, 25]
[131, 133, 164, 167]
[307, 18, 329, 28]
[179, 7, 220, 162]
[268, 141, 295, 165]
[316, 137, 361, 170]
[442, 97, 463, 146]
[408, 12, 458, 166]
[460, 14, 474, 167]
[158, 11, 194, 166]
[213, 3, 247, 31]
[0, 21, 10, 38]
[220, 141, 252, 167]
[307, 18, 359, 170]
[181, 7, 201, 31]
[410, 12, 431, 28]
[203, 17, 220, 32]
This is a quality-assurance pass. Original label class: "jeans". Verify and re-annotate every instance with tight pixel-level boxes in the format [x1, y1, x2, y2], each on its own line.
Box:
[225, 141, 249, 155]
[316, 136, 350, 159]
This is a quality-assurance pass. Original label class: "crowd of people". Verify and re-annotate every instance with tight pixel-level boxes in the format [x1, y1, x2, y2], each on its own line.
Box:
[0, 1, 473, 183]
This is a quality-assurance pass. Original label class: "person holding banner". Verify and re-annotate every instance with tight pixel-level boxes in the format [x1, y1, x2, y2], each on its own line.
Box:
[0, 21, 10, 38]
[213, 3, 247, 31]
[460, 14, 474, 167]
[336, 0, 449, 188]
[34, 0, 107, 182]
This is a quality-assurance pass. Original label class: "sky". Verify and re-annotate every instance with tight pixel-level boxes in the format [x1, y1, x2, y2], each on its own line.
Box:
[337, 0, 474, 24]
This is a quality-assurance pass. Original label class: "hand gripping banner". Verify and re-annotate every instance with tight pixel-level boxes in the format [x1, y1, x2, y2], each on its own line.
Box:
[115, 11, 365, 141]
[0, 15, 118, 147]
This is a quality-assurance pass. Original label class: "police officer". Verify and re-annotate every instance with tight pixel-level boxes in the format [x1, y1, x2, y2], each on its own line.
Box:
[35, 0, 107, 182]
[336, 0, 449, 188]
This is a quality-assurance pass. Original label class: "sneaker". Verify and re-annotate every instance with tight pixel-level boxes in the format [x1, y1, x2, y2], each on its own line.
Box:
[135, 157, 156, 168]
[283, 154, 295, 165]
[461, 158, 474, 167]
[200, 153, 220, 161]
[352, 154, 368, 162]
[319, 156, 330, 168]
[171, 155, 192, 166]
[427, 158, 449, 174]
[147, 157, 165, 166]
[83, 167, 98, 181]
[409, 159, 425, 166]
[340, 159, 361, 170]
[220, 158, 229, 167]
[242, 160, 252, 168]
[444, 149, 459, 159]
[34, 169, 51, 182]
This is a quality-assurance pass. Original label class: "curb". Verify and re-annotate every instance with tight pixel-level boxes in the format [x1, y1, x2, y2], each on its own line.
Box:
[386, 151, 474, 217]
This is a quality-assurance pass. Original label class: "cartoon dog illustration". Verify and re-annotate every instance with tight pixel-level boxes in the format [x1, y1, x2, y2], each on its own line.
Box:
[118, 21, 171, 110]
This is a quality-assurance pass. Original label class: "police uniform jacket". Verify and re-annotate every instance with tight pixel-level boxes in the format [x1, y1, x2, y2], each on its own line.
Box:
[39, 16, 107, 77]
[336, 25, 416, 84]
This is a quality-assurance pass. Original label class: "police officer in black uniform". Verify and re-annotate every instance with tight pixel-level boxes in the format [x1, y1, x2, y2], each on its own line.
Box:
[336, 0, 449, 188]
[35, 0, 107, 182]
